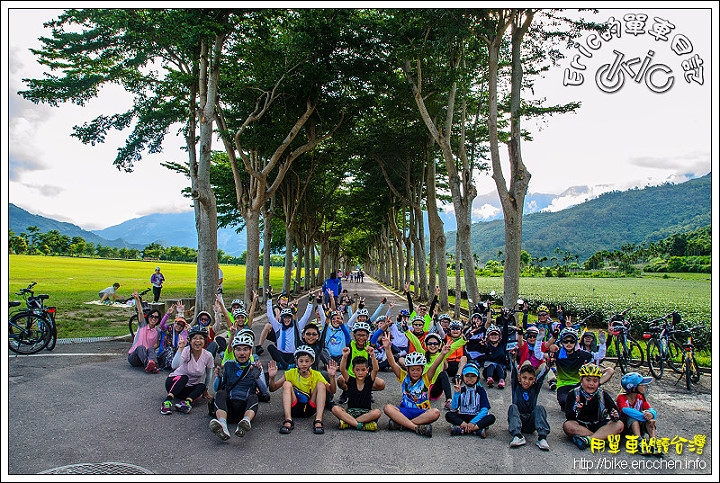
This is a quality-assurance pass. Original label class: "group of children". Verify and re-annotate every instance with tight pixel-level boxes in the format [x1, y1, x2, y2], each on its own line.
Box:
[126, 286, 660, 453]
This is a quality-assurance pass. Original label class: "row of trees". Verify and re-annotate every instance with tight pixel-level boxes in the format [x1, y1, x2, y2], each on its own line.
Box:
[20, 8, 601, 313]
[8, 227, 289, 266]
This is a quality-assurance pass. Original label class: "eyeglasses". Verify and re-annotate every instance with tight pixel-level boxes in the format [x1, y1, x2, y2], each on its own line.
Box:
[562, 339, 576, 344]
[304, 333, 319, 338]
[412, 323, 424, 327]
[526, 334, 537, 338]
[149, 315, 160, 320]
[426, 341, 440, 346]
[538, 313, 549, 317]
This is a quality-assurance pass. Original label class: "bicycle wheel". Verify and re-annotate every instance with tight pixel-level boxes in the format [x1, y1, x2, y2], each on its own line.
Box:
[685, 356, 693, 390]
[129, 314, 139, 339]
[646, 339, 664, 379]
[626, 337, 644, 368]
[9, 312, 50, 354]
[615, 338, 628, 374]
[666, 339, 684, 374]
[45, 310, 58, 351]
[690, 355, 701, 384]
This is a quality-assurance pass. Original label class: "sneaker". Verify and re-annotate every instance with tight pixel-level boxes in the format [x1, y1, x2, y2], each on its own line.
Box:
[537, 438, 550, 451]
[549, 381, 557, 390]
[572, 435, 590, 450]
[235, 418, 252, 437]
[444, 399, 453, 410]
[475, 428, 488, 438]
[486, 377, 494, 387]
[415, 424, 432, 438]
[257, 392, 271, 403]
[174, 400, 192, 414]
[145, 360, 157, 373]
[209, 418, 230, 441]
[337, 392, 348, 405]
[387, 419, 403, 431]
[255, 345, 265, 356]
[510, 435, 527, 447]
[160, 400, 173, 415]
[450, 425, 465, 436]
[361, 421, 378, 432]
[497, 379, 506, 389]
[338, 420, 351, 430]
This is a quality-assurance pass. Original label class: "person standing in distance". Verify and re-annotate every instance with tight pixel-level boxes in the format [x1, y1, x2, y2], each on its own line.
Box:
[151, 266, 165, 303]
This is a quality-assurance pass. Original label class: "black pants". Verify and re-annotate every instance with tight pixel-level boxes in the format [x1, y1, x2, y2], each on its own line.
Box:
[152, 286, 162, 302]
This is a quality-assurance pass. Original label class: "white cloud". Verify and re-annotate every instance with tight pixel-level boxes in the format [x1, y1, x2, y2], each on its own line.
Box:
[472, 203, 502, 221]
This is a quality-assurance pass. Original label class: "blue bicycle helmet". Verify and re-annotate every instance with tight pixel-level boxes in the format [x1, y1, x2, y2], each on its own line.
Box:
[621, 372, 653, 393]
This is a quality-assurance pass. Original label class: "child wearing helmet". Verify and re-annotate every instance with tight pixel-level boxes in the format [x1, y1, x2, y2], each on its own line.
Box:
[548, 327, 598, 409]
[562, 363, 624, 450]
[337, 321, 387, 404]
[445, 362, 496, 438]
[160, 325, 214, 416]
[218, 327, 271, 403]
[331, 345, 382, 431]
[255, 288, 297, 356]
[208, 331, 266, 441]
[406, 329, 466, 409]
[382, 338, 451, 437]
[482, 325, 508, 389]
[264, 293, 316, 371]
[579, 329, 615, 384]
[402, 282, 440, 331]
[616, 372, 658, 452]
[268, 345, 339, 435]
[507, 358, 551, 450]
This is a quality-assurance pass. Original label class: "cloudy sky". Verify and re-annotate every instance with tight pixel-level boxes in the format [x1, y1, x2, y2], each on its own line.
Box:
[3, 4, 716, 231]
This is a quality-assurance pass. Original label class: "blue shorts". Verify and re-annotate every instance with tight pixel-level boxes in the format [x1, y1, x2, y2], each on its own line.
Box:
[398, 406, 426, 420]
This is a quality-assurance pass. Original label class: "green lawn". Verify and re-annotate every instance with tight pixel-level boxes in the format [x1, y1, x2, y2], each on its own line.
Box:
[8, 255, 287, 339]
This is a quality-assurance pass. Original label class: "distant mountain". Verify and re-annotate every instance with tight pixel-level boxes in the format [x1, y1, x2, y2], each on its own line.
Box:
[445, 173, 711, 263]
[9, 203, 144, 250]
[92, 211, 247, 256]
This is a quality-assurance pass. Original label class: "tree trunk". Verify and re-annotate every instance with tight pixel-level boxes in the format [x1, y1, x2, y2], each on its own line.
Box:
[243, 209, 261, 304]
[454, 231, 462, 318]
[426, 157, 448, 310]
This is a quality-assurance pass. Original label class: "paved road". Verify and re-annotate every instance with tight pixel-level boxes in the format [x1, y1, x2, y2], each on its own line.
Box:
[5, 277, 713, 477]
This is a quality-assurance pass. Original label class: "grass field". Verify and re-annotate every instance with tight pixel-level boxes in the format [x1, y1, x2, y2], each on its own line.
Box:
[7, 255, 286, 339]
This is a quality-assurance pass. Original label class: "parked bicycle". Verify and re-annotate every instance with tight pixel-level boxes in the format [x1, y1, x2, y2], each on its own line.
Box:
[128, 288, 152, 338]
[644, 311, 684, 379]
[8, 281, 57, 354]
[672, 325, 704, 391]
[607, 308, 644, 374]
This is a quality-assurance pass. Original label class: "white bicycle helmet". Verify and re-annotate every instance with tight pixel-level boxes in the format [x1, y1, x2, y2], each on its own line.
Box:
[487, 324, 502, 336]
[438, 313, 452, 323]
[231, 299, 243, 307]
[356, 308, 370, 317]
[449, 320, 464, 331]
[404, 351, 427, 367]
[294, 345, 315, 361]
[280, 308, 293, 318]
[559, 327, 579, 342]
[232, 332, 255, 348]
[411, 315, 425, 324]
[233, 308, 248, 319]
[424, 333, 443, 346]
[353, 321, 371, 333]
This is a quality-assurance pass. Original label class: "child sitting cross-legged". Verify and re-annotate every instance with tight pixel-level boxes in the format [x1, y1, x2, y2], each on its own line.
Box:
[330, 346, 383, 431]
[562, 363, 624, 450]
[382, 337, 450, 438]
[445, 362, 496, 438]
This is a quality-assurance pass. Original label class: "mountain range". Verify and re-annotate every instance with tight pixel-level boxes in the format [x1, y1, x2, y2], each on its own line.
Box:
[9, 173, 710, 262]
[445, 173, 711, 262]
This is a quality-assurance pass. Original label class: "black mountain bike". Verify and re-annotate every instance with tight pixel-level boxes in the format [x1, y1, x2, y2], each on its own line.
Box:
[644, 312, 684, 380]
[8, 282, 57, 354]
[607, 309, 644, 374]
[128, 288, 152, 338]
